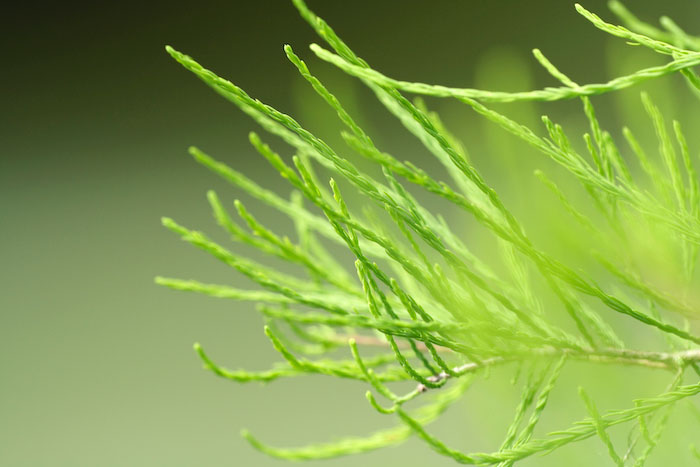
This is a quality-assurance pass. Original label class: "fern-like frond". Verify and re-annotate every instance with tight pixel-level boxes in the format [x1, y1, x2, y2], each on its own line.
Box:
[160, 0, 700, 464]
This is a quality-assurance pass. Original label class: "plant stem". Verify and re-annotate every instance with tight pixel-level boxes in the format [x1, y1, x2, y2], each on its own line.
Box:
[415, 348, 700, 392]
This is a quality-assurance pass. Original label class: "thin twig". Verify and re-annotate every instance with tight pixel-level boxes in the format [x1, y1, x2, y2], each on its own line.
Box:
[415, 348, 700, 392]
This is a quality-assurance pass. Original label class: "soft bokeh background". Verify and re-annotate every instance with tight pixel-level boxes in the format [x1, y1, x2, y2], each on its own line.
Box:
[2, 1, 699, 465]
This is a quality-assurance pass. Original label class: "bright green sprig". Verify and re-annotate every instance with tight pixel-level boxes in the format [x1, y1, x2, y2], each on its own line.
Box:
[242, 373, 472, 460]
[289, 15, 700, 341]
[579, 387, 625, 466]
[607, 1, 676, 45]
[629, 369, 684, 466]
[195, 339, 403, 384]
[161, 0, 700, 464]
[497, 368, 546, 456]
[391, 379, 700, 465]
[155, 277, 295, 303]
[574, 4, 691, 56]
[258, 305, 466, 337]
[514, 356, 567, 446]
[162, 217, 351, 314]
[309, 43, 700, 103]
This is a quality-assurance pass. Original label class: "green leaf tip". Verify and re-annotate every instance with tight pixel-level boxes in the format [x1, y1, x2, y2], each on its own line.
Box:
[248, 131, 261, 145]
[164, 45, 183, 60]
[153, 276, 169, 286]
[240, 429, 262, 450]
[240, 429, 289, 459]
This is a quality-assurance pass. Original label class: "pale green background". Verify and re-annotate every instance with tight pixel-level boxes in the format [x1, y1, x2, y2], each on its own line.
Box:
[2, 1, 698, 465]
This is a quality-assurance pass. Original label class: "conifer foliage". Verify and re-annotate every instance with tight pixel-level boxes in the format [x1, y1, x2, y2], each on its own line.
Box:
[160, 1, 700, 464]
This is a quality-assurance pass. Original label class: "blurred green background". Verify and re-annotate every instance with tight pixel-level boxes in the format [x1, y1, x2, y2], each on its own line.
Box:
[2, 1, 699, 465]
